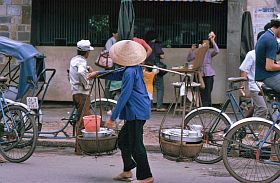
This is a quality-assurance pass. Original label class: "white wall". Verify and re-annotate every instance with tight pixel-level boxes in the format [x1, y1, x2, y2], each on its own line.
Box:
[37, 46, 227, 104]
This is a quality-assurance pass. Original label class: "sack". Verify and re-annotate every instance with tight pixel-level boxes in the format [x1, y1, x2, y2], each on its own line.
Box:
[156, 61, 167, 76]
[95, 51, 113, 69]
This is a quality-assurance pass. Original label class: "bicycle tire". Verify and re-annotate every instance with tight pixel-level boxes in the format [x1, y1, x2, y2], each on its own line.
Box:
[222, 119, 280, 183]
[184, 108, 231, 164]
[0, 105, 37, 163]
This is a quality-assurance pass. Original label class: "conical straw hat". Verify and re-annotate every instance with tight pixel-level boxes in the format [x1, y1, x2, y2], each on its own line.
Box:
[109, 40, 147, 66]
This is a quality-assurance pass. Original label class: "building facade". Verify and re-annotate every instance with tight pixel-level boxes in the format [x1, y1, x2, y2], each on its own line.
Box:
[0, 0, 279, 103]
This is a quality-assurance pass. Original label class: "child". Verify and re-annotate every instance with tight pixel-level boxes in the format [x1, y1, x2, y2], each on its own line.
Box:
[143, 66, 159, 105]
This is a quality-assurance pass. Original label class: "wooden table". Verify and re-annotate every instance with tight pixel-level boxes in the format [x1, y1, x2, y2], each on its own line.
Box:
[170, 67, 202, 115]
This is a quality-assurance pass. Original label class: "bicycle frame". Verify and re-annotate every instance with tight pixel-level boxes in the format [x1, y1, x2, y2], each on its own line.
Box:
[35, 76, 117, 139]
[206, 88, 244, 135]
[221, 89, 245, 121]
[259, 102, 280, 166]
[0, 94, 11, 133]
[225, 116, 280, 167]
[0, 85, 22, 134]
[0, 88, 32, 145]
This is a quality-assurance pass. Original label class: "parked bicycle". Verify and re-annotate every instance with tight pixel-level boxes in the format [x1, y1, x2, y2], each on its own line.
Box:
[32, 71, 119, 138]
[184, 77, 248, 164]
[35, 97, 118, 138]
[0, 76, 37, 163]
[0, 42, 120, 140]
[0, 36, 44, 162]
[222, 84, 280, 183]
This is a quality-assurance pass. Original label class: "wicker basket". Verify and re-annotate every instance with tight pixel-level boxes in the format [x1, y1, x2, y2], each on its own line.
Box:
[160, 138, 203, 158]
[77, 134, 117, 154]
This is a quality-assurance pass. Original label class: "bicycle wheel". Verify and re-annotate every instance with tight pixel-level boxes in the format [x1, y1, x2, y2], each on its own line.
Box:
[223, 119, 280, 183]
[184, 108, 231, 164]
[0, 105, 37, 163]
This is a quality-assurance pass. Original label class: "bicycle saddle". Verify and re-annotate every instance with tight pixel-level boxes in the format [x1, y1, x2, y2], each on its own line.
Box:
[0, 76, 8, 83]
[227, 77, 247, 83]
[261, 84, 280, 100]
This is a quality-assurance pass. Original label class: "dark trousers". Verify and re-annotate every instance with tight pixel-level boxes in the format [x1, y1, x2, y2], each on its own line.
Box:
[73, 94, 91, 153]
[118, 120, 152, 180]
[104, 79, 112, 99]
[200, 76, 214, 107]
[154, 75, 164, 109]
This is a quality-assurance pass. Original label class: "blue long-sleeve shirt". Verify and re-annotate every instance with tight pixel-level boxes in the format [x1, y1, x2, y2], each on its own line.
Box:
[98, 66, 151, 121]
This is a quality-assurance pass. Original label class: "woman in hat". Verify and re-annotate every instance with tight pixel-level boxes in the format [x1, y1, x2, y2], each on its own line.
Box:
[87, 40, 154, 183]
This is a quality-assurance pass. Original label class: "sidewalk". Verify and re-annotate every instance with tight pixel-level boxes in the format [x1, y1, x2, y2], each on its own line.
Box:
[37, 103, 183, 152]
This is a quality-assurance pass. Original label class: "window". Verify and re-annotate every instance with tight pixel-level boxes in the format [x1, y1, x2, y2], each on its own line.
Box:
[31, 0, 227, 48]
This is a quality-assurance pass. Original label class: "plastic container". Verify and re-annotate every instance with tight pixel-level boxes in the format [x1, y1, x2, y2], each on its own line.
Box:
[83, 115, 101, 132]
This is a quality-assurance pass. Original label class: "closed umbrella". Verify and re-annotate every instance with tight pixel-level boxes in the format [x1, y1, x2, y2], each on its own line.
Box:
[109, 0, 135, 92]
[118, 0, 135, 40]
[240, 11, 254, 63]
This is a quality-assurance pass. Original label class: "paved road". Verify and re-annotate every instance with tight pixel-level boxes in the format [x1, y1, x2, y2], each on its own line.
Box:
[0, 147, 241, 183]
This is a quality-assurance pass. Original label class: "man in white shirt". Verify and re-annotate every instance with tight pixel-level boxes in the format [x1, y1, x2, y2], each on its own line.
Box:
[239, 31, 268, 118]
[69, 39, 94, 154]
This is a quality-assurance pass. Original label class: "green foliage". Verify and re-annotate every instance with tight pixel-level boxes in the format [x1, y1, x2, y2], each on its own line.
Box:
[89, 15, 109, 33]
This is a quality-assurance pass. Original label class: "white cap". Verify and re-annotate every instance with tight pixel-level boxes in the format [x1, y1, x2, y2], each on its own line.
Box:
[77, 40, 94, 51]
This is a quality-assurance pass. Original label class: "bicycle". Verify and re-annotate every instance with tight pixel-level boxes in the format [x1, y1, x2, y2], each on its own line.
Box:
[184, 77, 248, 164]
[222, 84, 280, 183]
[0, 76, 37, 163]
[33, 72, 119, 138]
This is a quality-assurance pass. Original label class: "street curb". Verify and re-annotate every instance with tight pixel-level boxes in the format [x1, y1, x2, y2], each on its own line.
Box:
[37, 139, 161, 152]
[37, 139, 75, 148]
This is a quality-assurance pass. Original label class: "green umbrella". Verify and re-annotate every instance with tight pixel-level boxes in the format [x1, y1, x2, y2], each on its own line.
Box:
[118, 0, 135, 40]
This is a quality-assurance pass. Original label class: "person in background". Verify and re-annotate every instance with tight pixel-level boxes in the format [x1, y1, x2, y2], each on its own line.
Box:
[69, 39, 94, 155]
[132, 37, 152, 57]
[145, 31, 166, 112]
[104, 28, 118, 52]
[255, 19, 280, 163]
[87, 40, 154, 183]
[133, 37, 155, 106]
[255, 19, 280, 92]
[239, 31, 268, 118]
[104, 28, 120, 100]
[143, 65, 159, 106]
[187, 31, 219, 107]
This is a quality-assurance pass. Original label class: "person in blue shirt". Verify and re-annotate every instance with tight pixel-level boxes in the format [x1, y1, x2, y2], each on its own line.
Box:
[255, 19, 280, 92]
[87, 40, 154, 183]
